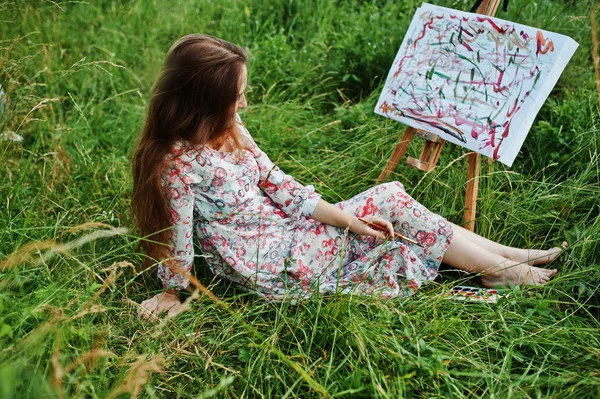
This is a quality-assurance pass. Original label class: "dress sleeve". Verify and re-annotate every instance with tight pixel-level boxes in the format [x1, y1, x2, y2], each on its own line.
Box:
[157, 153, 197, 291]
[238, 118, 321, 219]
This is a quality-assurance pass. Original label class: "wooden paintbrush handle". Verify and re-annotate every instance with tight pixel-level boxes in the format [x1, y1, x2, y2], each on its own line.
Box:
[357, 217, 421, 247]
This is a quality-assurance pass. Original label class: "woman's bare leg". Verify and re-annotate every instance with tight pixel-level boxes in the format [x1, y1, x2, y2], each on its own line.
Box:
[448, 222, 567, 266]
[442, 227, 558, 287]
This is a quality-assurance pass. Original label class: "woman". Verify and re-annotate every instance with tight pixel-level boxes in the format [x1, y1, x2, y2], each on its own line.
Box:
[133, 34, 564, 319]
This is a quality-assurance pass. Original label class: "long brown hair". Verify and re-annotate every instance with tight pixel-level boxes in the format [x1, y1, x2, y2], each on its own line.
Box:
[132, 34, 247, 267]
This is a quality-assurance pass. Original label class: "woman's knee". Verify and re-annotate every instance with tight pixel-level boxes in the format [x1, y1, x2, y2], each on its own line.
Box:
[379, 181, 405, 196]
[372, 181, 409, 214]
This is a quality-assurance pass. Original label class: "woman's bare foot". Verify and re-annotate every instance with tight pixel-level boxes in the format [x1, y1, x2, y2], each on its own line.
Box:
[480, 259, 559, 287]
[508, 241, 568, 266]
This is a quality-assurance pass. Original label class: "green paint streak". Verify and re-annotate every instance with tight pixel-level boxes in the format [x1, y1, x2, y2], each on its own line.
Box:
[456, 53, 488, 101]
[461, 91, 469, 104]
[532, 70, 542, 89]
[426, 66, 436, 80]
[399, 86, 411, 96]
[425, 96, 433, 113]
[433, 71, 451, 80]
[453, 71, 461, 98]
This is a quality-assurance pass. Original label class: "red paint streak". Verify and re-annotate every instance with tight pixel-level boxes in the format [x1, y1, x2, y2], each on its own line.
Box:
[493, 121, 511, 160]
[493, 70, 505, 93]
[414, 17, 434, 48]
[393, 55, 412, 77]
[506, 98, 520, 117]
[502, 121, 511, 138]
[461, 40, 473, 52]
[536, 30, 555, 56]
[505, 52, 529, 59]
[462, 27, 474, 37]
[476, 16, 506, 34]
[492, 144, 501, 159]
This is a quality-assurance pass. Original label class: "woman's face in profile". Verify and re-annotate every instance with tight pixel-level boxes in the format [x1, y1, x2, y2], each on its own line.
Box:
[235, 64, 248, 112]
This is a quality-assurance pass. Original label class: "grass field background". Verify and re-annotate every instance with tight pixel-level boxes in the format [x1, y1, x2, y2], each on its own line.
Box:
[1, 0, 599, 397]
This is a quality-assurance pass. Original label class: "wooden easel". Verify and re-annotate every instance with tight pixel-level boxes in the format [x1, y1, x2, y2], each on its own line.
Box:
[377, 0, 502, 232]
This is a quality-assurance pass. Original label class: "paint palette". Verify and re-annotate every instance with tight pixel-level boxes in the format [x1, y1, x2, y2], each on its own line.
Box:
[447, 286, 508, 304]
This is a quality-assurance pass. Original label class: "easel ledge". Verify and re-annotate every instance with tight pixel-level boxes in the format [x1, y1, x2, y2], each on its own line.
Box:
[377, 0, 503, 232]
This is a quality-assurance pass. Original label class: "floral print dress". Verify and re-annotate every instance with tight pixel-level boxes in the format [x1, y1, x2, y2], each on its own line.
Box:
[158, 116, 454, 300]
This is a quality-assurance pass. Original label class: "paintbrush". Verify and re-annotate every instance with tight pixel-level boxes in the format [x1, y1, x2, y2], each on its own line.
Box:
[358, 217, 422, 247]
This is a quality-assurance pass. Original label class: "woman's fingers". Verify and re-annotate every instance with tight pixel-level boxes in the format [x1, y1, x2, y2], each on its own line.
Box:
[138, 293, 182, 320]
[138, 298, 155, 318]
[138, 302, 158, 320]
[381, 219, 394, 238]
[362, 216, 395, 239]
[366, 227, 386, 240]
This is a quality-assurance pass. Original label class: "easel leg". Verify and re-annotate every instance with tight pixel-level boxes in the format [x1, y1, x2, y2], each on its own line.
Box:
[463, 152, 481, 231]
[377, 127, 416, 184]
[462, 0, 498, 232]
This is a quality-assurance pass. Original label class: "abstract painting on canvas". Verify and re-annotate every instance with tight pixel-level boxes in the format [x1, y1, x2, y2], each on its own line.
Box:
[376, 3, 578, 166]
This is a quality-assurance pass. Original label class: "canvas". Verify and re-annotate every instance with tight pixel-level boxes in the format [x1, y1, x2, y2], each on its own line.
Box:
[375, 3, 578, 166]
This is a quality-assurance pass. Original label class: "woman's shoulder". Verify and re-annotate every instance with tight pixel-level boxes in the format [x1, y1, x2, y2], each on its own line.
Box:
[164, 140, 200, 165]
[162, 140, 213, 181]
[235, 113, 252, 139]
[235, 114, 262, 156]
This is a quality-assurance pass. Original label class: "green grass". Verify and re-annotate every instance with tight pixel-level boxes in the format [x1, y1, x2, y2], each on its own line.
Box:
[1, 0, 599, 397]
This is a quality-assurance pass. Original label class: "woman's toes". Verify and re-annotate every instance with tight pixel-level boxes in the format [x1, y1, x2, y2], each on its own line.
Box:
[525, 266, 558, 285]
[537, 271, 547, 284]
[542, 269, 554, 278]
[532, 245, 567, 266]
[540, 268, 557, 282]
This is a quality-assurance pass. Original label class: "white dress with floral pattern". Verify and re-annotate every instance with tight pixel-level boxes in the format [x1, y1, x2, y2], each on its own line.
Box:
[158, 116, 454, 299]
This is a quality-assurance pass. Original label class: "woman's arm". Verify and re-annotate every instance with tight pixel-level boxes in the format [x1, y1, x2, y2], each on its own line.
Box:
[157, 157, 197, 291]
[237, 120, 321, 219]
[139, 154, 197, 320]
[311, 199, 394, 240]
[236, 119, 394, 238]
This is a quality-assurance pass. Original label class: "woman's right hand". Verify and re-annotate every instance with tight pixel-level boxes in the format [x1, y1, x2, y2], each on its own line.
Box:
[349, 216, 394, 240]
[138, 290, 184, 320]
[311, 199, 394, 241]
